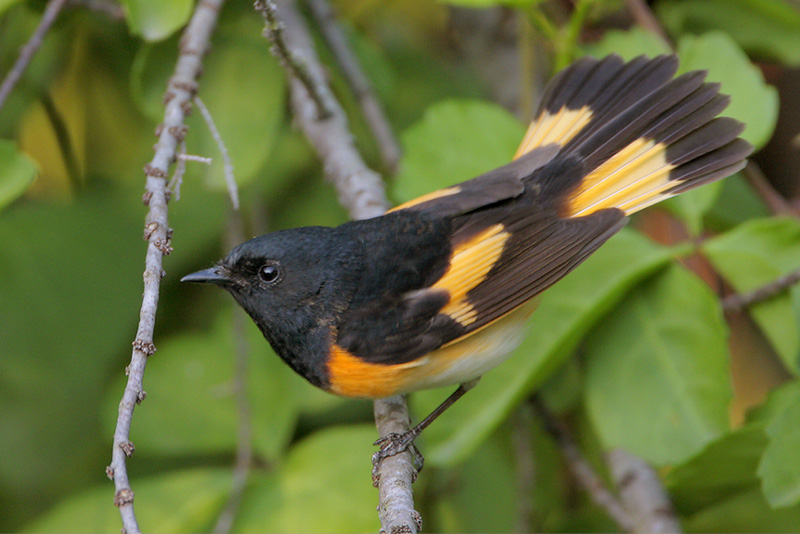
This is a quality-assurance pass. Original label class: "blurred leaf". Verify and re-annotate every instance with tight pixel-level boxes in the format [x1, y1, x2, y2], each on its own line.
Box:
[666, 423, 768, 514]
[393, 99, 525, 202]
[25, 468, 231, 533]
[441, 0, 544, 5]
[0, 0, 23, 16]
[704, 172, 770, 232]
[758, 381, 800, 508]
[0, 140, 37, 210]
[415, 228, 673, 467]
[676, 31, 778, 149]
[664, 181, 723, 236]
[584, 265, 732, 466]
[657, 0, 800, 66]
[103, 310, 300, 460]
[684, 486, 800, 533]
[120, 0, 193, 42]
[236, 426, 379, 532]
[703, 217, 800, 375]
[583, 27, 671, 60]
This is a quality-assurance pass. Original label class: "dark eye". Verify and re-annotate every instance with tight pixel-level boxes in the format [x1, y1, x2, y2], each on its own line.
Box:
[258, 263, 281, 285]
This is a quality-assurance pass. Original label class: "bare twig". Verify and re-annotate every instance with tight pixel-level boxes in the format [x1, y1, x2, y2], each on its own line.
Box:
[108, 2, 225, 533]
[742, 160, 797, 216]
[531, 396, 635, 532]
[213, 211, 253, 534]
[722, 266, 800, 313]
[607, 449, 682, 534]
[623, 0, 672, 45]
[194, 95, 239, 209]
[0, 0, 68, 112]
[177, 153, 213, 165]
[306, 0, 402, 173]
[168, 141, 188, 201]
[512, 404, 536, 533]
[255, 0, 334, 120]
[67, 0, 125, 20]
[256, 2, 418, 532]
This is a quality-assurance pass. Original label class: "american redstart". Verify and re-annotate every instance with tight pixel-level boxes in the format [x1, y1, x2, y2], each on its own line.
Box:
[183, 54, 752, 465]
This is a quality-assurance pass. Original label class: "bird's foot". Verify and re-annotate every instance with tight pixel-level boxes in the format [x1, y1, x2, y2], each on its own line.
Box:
[371, 431, 424, 485]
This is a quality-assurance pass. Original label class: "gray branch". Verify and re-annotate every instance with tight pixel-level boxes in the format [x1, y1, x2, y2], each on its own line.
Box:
[108, 2, 225, 533]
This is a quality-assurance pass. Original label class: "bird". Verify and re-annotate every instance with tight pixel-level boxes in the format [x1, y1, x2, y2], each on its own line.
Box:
[182, 54, 753, 467]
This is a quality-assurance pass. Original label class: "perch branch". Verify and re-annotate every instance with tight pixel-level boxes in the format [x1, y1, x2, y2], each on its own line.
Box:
[722, 266, 800, 313]
[531, 396, 635, 532]
[108, 2, 225, 533]
[607, 449, 682, 534]
[306, 0, 402, 173]
[255, 2, 420, 532]
[0, 0, 68, 112]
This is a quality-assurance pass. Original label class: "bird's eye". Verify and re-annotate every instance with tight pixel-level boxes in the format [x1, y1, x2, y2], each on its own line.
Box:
[257, 263, 281, 285]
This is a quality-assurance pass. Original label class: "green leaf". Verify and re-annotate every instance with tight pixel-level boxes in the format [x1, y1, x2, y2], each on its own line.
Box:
[0, 0, 23, 16]
[121, 0, 193, 42]
[393, 99, 525, 203]
[666, 424, 768, 514]
[684, 486, 800, 533]
[414, 228, 673, 467]
[236, 426, 379, 532]
[103, 311, 301, 460]
[676, 31, 778, 149]
[758, 381, 800, 508]
[584, 265, 732, 466]
[583, 27, 672, 60]
[24, 468, 231, 533]
[657, 0, 800, 66]
[663, 180, 724, 236]
[0, 140, 37, 211]
[703, 217, 800, 374]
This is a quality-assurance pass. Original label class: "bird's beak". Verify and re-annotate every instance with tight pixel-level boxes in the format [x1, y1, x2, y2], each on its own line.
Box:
[180, 267, 232, 284]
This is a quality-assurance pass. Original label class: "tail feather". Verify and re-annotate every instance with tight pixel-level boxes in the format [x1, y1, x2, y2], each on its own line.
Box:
[515, 54, 753, 218]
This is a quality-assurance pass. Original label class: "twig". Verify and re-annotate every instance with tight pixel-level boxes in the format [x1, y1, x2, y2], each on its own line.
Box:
[0, 0, 68, 113]
[177, 153, 213, 165]
[306, 0, 402, 173]
[67, 0, 125, 20]
[512, 403, 536, 533]
[108, 2, 225, 533]
[607, 449, 682, 534]
[213, 211, 253, 534]
[531, 396, 635, 532]
[623, 0, 672, 46]
[742, 160, 797, 216]
[256, 2, 419, 532]
[194, 95, 239, 209]
[722, 266, 800, 313]
[255, 0, 334, 120]
[168, 141, 188, 201]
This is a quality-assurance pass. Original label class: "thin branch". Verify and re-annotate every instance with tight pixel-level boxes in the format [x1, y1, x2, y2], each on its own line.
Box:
[531, 396, 635, 532]
[178, 153, 213, 165]
[306, 0, 402, 173]
[512, 403, 536, 533]
[66, 0, 125, 20]
[607, 449, 682, 534]
[108, 2, 225, 533]
[623, 0, 672, 45]
[256, 2, 419, 532]
[255, 0, 334, 120]
[168, 141, 188, 201]
[194, 95, 239, 209]
[0, 0, 68, 113]
[722, 266, 800, 313]
[742, 160, 797, 216]
[213, 211, 254, 534]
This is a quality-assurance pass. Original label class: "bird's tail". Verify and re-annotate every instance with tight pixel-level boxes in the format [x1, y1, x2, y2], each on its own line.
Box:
[515, 55, 753, 217]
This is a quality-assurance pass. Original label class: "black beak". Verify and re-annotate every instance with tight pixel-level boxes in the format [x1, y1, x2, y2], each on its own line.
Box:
[180, 267, 232, 284]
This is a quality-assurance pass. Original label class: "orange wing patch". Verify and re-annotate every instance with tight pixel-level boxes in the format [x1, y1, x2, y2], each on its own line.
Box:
[387, 186, 461, 213]
[432, 223, 510, 326]
[514, 106, 593, 160]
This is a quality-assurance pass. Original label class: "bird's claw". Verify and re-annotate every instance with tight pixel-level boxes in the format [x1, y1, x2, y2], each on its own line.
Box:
[371, 431, 424, 486]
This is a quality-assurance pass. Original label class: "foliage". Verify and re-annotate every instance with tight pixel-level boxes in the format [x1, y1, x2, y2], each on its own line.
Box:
[1, 0, 798, 532]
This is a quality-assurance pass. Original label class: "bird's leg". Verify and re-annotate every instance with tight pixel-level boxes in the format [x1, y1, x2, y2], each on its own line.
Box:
[372, 378, 480, 476]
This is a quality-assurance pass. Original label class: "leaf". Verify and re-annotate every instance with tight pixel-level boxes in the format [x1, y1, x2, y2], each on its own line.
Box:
[758, 381, 800, 508]
[120, 0, 193, 42]
[676, 31, 778, 149]
[441, 0, 543, 5]
[414, 228, 674, 467]
[0, 140, 37, 211]
[24, 468, 231, 533]
[657, 0, 800, 66]
[663, 181, 724, 236]
[703, 217, 800, 375]
[0, 0, 23, 16]
[584, 265, 732, 466]
[235, 426, 379, 532]
[583, 27, 672, 60]
[393, 99, 525, 203]
[684, 487, 800, 533]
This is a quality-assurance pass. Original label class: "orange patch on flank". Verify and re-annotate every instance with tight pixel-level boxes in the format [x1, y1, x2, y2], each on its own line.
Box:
[327, 343, 423, 398]
[387, 186, 461, 213]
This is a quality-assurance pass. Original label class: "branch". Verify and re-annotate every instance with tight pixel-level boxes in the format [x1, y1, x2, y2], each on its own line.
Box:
[623, 0, 672, 45]
[0, 0, 68, 113]
[255, 2, 420, 532]
[108, 2, 225, 533]
[66, 0, 125, 20]
[306, 0, 402, 173]
[742, 160, 797, 216]
[531, 396, 635, 532]
[722, 266, 800, 313]
[194, 95, 239, 209]
[607, 449, 682, 534]
[512, 403, 536, 533]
